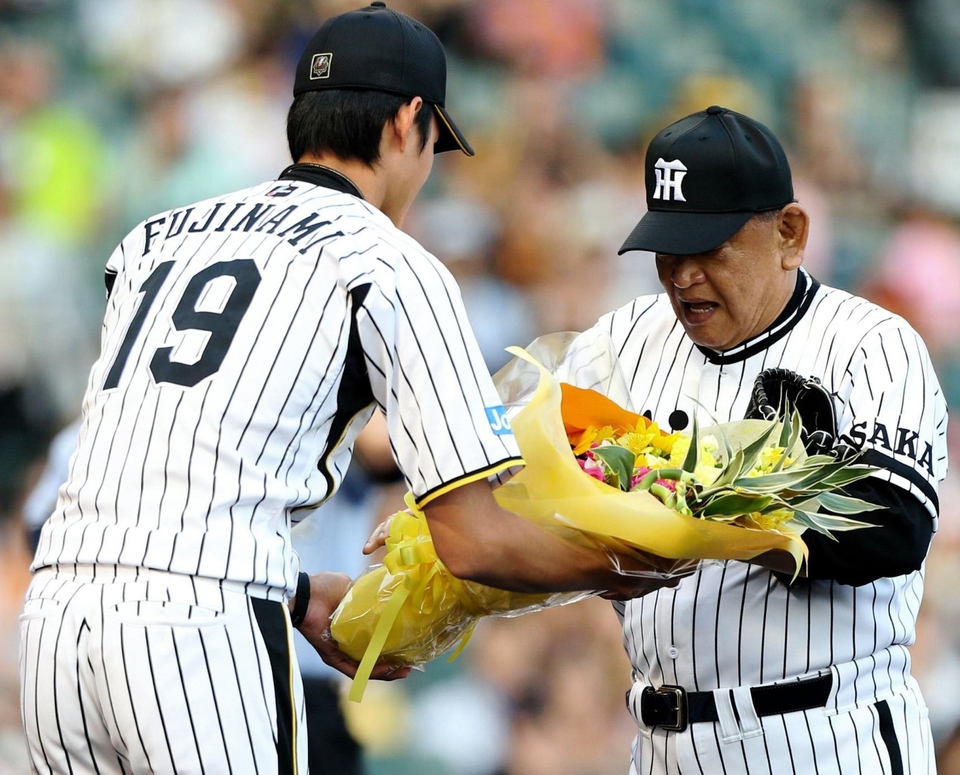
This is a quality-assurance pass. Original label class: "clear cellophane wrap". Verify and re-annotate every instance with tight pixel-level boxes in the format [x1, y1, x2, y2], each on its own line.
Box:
[332, 330, 839, 701]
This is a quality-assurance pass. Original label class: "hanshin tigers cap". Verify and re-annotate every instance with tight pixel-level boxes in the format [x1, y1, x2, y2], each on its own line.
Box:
[619, 106, 794, 256]
[293, 2, 474, 156]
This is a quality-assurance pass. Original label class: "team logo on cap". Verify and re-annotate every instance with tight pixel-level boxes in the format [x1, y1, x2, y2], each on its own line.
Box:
[310, 53, 333, 80]
[653, 158, 688, 202]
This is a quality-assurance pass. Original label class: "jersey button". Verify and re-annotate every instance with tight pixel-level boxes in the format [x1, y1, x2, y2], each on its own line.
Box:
[667, 646, 679, 659]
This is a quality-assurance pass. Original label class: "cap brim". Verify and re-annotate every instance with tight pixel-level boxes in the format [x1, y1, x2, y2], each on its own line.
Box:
[433, 104, 474, 156]
[618, 210, 754, 256]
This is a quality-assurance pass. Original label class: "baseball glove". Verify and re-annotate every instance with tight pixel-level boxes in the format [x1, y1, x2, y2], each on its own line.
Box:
[744, 368, 839, 456]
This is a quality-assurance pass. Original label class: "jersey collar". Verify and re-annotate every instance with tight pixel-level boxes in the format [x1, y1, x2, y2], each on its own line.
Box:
[696, 268, 821, 365]
[278, 163, 365, 199]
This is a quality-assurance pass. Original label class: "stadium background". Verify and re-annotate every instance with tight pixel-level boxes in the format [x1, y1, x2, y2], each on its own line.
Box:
[1, 0, 959, 773]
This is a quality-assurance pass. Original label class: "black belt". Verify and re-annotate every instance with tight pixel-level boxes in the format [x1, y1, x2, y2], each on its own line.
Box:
[638, 674, 832, 733]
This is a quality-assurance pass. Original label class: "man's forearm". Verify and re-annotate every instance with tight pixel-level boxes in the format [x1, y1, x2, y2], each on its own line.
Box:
[423, 480, 651, 597]
[757, 478, 932, 586]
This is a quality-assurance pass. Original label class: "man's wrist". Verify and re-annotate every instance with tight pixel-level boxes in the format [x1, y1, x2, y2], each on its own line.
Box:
[290, 571, 311, 628]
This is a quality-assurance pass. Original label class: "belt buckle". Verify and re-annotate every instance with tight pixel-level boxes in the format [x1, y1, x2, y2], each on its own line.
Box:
[641, 684, 688, 732]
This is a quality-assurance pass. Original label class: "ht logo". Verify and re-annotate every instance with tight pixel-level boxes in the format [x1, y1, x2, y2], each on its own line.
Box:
[653, 158, 688, 201]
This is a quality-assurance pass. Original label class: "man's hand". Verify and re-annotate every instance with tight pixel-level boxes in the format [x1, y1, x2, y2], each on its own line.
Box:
[362, 516, 393, 556]
[295, 571, 411, 682]
[599, 574, 685, 600]
[598, 551, 697, 600]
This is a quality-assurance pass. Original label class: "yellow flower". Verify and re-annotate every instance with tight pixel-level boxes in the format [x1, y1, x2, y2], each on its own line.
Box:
[651, 431, 681, 454]
[639, 452, 670, 469]
[749, 447, 794, 475]
[693, 464, 721, 486]
[594, 425, 618, 443]
[669, 436, 691, 467]
[737, 509, 795, 531]
[571, 425, 619, 455]
[701, 434, 720, 458]
[669, 437, 719, 469]
[617, 429, 658, 456]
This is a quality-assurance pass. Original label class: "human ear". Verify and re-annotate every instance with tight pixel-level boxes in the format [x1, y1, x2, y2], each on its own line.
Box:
[778, 204, 809, 270]
[392, 97, 424, 152]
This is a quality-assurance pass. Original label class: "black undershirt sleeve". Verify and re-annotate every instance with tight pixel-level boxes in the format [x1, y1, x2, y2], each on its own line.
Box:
[799, 477, 933, 586]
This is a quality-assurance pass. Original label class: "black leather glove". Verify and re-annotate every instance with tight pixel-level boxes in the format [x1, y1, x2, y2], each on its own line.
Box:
[744, 368, 842, 457]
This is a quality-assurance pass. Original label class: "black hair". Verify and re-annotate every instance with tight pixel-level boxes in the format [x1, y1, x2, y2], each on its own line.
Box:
[287, 88, 433, 165]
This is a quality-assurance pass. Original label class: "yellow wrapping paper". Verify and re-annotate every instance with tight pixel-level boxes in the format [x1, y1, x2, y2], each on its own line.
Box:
[330, 498, 571, 703]
[331, 347, 807, 702]
[493, 347, 806, 565]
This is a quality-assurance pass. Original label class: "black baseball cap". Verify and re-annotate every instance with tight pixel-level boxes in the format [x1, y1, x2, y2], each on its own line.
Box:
[293, 2, 474, 156]
[619, 106, 794, 256]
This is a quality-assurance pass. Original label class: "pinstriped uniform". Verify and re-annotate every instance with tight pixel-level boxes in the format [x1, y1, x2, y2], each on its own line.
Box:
[596, 269, 947, 775]
[20, 170, 521, 773]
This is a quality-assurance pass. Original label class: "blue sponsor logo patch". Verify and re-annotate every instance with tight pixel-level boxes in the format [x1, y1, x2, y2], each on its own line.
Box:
[485, 405, 513, 435]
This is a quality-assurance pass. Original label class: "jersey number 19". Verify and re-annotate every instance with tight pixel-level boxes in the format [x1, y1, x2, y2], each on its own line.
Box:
[103, 259, 261, 390]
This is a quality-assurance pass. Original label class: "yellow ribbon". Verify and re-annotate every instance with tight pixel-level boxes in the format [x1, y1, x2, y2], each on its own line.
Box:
[342, 500, 481, 703]
[347, 576, 413, 703]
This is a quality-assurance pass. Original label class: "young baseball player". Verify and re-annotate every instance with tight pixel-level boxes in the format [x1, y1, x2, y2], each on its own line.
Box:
[18, 5, 651, 773]
[598, 105, 947, 774]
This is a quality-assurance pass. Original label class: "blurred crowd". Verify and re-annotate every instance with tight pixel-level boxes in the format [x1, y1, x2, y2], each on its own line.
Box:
[2, 0, 960, 773]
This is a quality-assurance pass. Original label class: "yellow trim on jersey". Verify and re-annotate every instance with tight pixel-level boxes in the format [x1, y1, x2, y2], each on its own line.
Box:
[414, 456, 525, 509]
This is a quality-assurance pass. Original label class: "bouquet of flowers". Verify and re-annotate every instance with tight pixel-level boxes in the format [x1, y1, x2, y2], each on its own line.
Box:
[552, 378, 877, 560]
[330, 332, 879, 702]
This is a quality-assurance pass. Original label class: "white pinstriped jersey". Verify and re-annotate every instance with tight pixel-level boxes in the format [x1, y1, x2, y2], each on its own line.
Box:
[31, 174, 521, 599]
[597, 269, 947, 773]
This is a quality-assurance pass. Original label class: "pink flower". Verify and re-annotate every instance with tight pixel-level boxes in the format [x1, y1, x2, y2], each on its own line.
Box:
[656, 478, 677, 492]
[630, 467, 652, 489]
[578, 456, 606, 482]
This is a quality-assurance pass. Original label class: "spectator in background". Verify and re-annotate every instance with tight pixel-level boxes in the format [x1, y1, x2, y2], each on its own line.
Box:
[859, 88, 960, 409]
[407, 193, 539, 373]
[19, 419, 82, 551]
[899, 0, 960, 87]
[863, 204, 960, 363]
[488, 600, 636, 775]
[939, 724, 960, 775]
[0, 37, 105, 243]
[467, 0, 605, 78]
[0, 36, 105, 421]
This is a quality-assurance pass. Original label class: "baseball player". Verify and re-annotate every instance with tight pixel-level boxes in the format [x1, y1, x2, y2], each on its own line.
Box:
[18, 5, 649, 773]
[591, 106, 948, 774]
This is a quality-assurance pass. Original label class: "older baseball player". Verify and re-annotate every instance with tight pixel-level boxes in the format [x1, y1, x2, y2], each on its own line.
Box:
[19, 5, 650, 773]
[593, 106, 947, 774]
